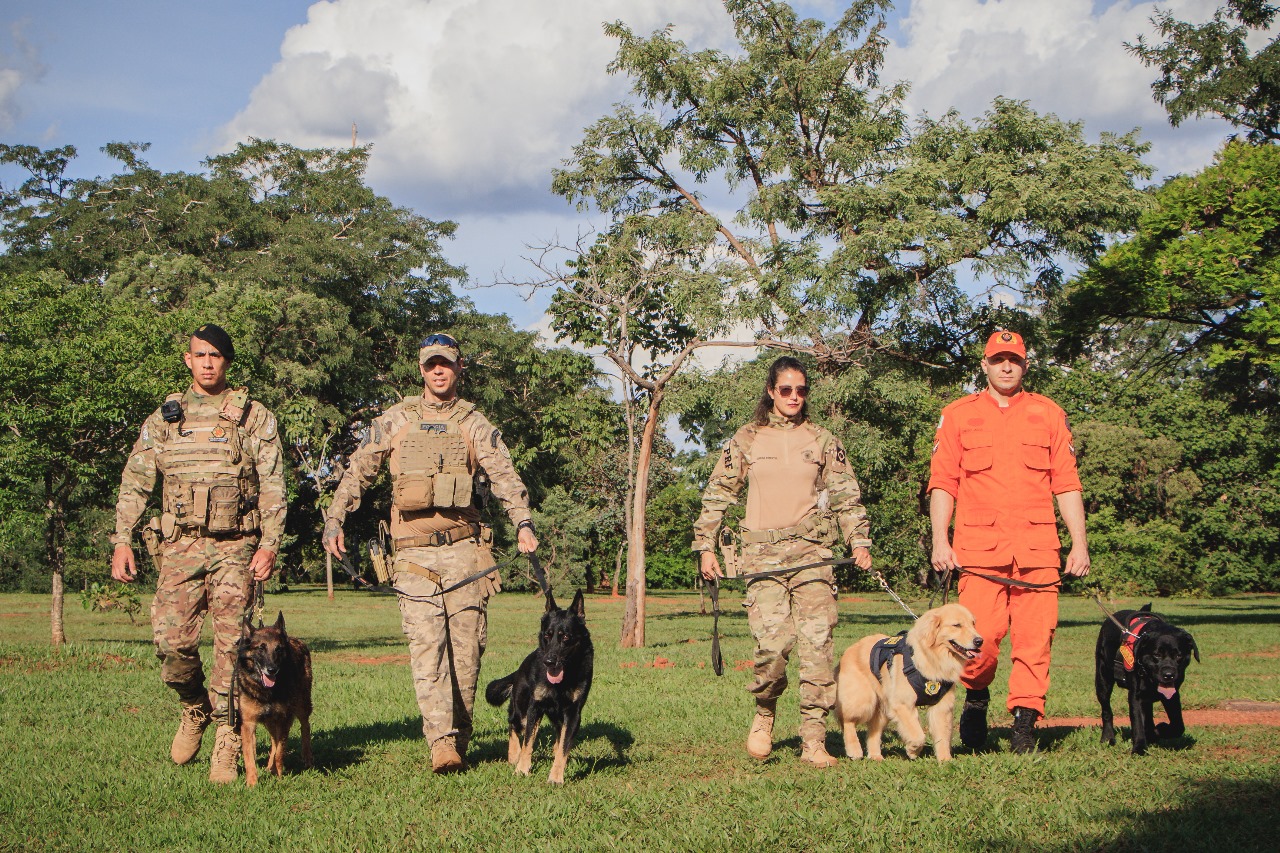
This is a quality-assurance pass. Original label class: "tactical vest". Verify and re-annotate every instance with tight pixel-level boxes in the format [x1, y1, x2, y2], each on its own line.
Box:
[156, 388, 261, 537]
[391, 398, 475, 511]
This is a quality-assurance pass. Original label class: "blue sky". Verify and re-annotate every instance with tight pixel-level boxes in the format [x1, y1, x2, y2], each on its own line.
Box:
[1, 1, 1242, 336]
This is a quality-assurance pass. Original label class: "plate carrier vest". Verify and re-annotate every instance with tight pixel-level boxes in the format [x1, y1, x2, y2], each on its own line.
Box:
[391, 398, 476, 511]
[157, 388, 261, 538]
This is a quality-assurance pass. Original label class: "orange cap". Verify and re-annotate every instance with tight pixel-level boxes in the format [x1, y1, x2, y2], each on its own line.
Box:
[984, 330, 1026, 358]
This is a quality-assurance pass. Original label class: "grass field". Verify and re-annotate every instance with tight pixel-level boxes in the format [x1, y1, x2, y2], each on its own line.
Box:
[1, 586, 1278, 851]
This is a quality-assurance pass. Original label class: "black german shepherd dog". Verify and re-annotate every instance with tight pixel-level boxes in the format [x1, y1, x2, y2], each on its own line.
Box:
[486, 590, 593, 784]
[236, 611, 314, 786]
[1096, 603, 1199, 755]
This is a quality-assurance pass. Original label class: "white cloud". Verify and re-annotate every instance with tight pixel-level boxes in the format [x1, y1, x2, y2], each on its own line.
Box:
[883, 0, 1236, 179]
[220, 0, 732, 213]
[0, 20, 45, 133]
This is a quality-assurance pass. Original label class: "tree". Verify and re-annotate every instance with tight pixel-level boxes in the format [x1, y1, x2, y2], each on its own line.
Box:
[548, 0, 1150, 642]
[1128, 0, 1280, 142]
[0, 271, 180, 644]
[519, 220, 756, 646]
[1057, 141, 1280, 376]
[554, 0, 1151, 373]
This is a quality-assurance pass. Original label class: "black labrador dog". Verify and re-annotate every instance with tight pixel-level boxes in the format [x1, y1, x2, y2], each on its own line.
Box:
[486, 590, 593, 783]
[1096, 603, 1199, 755]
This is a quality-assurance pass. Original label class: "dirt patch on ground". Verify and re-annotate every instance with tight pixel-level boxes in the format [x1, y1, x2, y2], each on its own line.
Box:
[1042, 701, 1280, 729]
[336, 653, 409, 666]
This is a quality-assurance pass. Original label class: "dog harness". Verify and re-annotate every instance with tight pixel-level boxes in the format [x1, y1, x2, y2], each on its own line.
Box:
[1114, 612, 1161, 683]
[869, 631, 953, 707]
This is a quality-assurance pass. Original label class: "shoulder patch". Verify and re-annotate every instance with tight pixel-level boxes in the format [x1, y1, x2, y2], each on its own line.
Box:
[490, 429, 500, 449]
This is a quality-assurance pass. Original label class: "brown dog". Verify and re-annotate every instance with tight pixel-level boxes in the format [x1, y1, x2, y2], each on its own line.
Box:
[236, 611, 313, 786]
[835, 603, 982, 762]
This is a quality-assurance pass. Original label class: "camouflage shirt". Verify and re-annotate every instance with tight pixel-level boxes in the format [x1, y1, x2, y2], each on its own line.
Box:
[692, 413, 871, 552]
[112, 386, 287, 552]
[325, 396, 533, 539]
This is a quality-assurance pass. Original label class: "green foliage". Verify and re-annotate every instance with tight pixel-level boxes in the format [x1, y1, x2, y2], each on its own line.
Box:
[1128, 0, 1280, 142]
[1059, 141, 1280, 373]
[1042, 359, 1280, 594]
[555, 0, 1151, 370]
[79, 581, 142, 624]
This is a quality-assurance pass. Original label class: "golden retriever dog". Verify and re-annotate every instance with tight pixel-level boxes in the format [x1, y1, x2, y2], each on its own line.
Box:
[835, 603, 982, 762]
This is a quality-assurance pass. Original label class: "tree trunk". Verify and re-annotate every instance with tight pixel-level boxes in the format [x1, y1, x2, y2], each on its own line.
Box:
[51, 569, 66, 647]
[620, 389, 662, 648]
[45, 472, 67, 647]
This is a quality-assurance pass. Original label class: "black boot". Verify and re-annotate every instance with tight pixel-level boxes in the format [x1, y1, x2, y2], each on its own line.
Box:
[1011, 706, 1039, 754]
[959, 687, 989, 749]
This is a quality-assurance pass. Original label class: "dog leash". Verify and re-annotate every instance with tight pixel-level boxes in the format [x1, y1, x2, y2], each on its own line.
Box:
[1089, 593, 1143, 639]
[704, 577, 724, 676]
[229, 579, 264, 732]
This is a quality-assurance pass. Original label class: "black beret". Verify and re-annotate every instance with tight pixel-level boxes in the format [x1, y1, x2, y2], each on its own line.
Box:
[191, 323, 235, 362]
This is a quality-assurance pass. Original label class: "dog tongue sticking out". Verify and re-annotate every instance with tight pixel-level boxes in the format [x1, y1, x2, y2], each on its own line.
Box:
[546, 669, 564, 685]
[261, 673, 276, 689]
[1157, 686, 1176, 700]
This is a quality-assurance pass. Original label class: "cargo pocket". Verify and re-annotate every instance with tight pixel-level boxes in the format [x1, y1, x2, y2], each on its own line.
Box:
[960, 430, 993, 472]
[392, 472, 434, 511]
[1022, 429, 1051, 470]
[959, 508, 999, 550]
[1026, 505, 1061, 549]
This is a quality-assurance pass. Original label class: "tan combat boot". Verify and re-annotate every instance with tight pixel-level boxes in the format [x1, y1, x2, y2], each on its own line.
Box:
[800, 739, 839, 768]
[209, 724, 242, 784]
[170, 696, 212, 765]
[746, 701, 776, 760]
[431, 736, 467, 774]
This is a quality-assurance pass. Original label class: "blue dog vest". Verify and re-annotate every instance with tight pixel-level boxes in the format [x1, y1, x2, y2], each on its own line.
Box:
[869, 631, 953, 707]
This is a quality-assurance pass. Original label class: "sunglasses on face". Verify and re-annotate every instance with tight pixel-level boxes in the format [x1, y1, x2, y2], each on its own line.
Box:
[419, 333, 459, 348]
[775, 385, 808, 398]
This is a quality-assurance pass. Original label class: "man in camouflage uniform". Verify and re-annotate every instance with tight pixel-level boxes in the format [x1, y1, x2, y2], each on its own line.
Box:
[111, 324, 286, 784]
[693, 357, 872, 767]
[322, 332, 538, 774]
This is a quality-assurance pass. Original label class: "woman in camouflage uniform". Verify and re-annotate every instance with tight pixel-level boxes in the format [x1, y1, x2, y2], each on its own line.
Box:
[693, 356, 873, 767]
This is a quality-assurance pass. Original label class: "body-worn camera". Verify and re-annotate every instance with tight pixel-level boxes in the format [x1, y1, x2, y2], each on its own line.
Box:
[160, 400, 184, 423]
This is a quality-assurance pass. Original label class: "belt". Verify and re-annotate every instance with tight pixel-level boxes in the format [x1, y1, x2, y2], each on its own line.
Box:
[739, 515, 819, 545]
[394, 522, 480, 550]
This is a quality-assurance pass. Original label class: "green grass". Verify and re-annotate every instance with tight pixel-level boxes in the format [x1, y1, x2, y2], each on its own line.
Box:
[1, 588, 1278, 851]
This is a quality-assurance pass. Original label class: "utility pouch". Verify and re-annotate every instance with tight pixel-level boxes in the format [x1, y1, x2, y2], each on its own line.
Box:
[392, 472, 435, 511]
[434, 473, 458, 508]
[368, 539, 390, 584]
[803, 514, 837, 547]
[450, 472, 472, 507]
[719, 527, 740, 578]
[160, 512, 177, 541]
[206, 484, 241, 532]
[477, 526, 500, 597]
[239, 508, 261, 534]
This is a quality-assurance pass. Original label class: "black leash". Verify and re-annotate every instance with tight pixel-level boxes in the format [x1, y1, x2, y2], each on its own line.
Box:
[705, 577, 724, 676]
[526, 550, 551, 597]
[229, 578, 264, 731]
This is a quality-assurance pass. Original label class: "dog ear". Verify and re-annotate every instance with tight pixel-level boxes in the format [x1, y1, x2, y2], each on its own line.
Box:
[274, 611, 286, 633]
[921, 610, 941, 645]
[571, 589, 585, 617]
[1139, 602, 1152, 613]
[544, 592, 558, 613]
[1185, 633, 1200, 663]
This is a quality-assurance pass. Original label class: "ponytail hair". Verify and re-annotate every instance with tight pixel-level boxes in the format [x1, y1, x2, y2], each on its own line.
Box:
[752, 356, 809, 426]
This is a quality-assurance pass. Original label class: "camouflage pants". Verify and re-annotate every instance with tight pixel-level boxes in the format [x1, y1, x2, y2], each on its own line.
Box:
[151, 533, 256, 722]
[394, 539, 499, 747]
[742, 539, 839, 742]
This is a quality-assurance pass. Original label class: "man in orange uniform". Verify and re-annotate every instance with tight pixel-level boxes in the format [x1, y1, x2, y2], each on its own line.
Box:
[928, 330, 1090, 753]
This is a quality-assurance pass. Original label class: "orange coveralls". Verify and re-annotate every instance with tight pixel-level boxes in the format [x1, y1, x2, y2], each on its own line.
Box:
[927, 390, 1082, 715]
